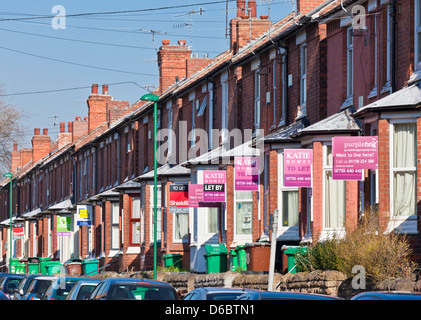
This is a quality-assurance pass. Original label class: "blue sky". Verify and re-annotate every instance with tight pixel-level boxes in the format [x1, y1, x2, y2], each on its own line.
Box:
[0, 0, 292, 148]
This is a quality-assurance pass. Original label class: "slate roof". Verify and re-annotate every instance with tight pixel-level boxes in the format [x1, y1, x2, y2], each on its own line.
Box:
[353, 83, 421, 118]
[292, 108, 361, 137]
[263, 120, 306, 143]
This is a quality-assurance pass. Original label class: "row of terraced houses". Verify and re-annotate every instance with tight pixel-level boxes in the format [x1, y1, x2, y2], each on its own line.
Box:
[1, 0, 421, 273]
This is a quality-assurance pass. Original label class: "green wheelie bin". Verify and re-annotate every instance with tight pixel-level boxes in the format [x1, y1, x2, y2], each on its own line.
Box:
[203, 244, 228, 274]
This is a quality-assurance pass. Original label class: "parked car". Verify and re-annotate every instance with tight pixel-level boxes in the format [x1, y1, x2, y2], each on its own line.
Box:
[65, 279, 100, 300]
[0, 291, 9, 300]
[351, 291, 421, 300]
[236, 291, 343, 300]
[41, 276, 87, 300]
[10, 274, 42, 300]
[0, 274, 25, 299]
[87, 277, 178, 300]
[183, 287, 255, 300]
[23, 276, 56, 300]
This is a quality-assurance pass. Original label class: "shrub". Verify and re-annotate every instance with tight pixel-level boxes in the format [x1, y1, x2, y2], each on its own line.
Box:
[295, 207, 416, 283]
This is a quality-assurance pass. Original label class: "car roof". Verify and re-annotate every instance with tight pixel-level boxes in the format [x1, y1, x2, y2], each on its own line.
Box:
[32, 276, 56, 281]
[195, 287, 253, 293]
[245, 291, 341, 300]
[352, 291, 421, 300]
[102, 277, 173, 286]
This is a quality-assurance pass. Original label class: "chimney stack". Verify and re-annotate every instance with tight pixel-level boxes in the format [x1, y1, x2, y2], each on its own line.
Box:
[11, 143, 20, 172]
[87, 84, 112, 133]
[32, 128, 51, 163]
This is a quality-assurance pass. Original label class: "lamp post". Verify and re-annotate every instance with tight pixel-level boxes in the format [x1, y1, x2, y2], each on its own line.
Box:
[3, 173, 13, 272]
[140, 93, 159, 280]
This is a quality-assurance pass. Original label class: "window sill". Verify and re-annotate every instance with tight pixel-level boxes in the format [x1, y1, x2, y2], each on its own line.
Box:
[319, 228, 346, 241]
[107, 250, 120, 258]
[277, 226, 300, 240]
[408, 69, 421, 85]
[126, 246, 141, 254]
[367, 87, 377, 99]
[385, 217, 418, 235]
[340, 96, 353, 110]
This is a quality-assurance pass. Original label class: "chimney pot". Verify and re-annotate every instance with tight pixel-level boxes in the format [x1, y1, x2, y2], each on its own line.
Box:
[237, 0, 246, 17]
[178, 40, 187, 46]
[34, 128, 40, 135]
[248, 0, 257, 18]
[60, 122, 65, 133]
[162, 40, 170, 45]
[92, 84, 98, 94]
[84, 117, 89, 121]
[13, 143, 17, 151]
[102, 84, 108, 95]
[75, 116, 81, 121]
[43, 128, 48, 135]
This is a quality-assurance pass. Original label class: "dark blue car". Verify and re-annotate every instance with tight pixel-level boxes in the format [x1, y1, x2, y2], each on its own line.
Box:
[237, 290, 343, 300]
[183, 287, 256, 300]
[351, 291, 421, 300]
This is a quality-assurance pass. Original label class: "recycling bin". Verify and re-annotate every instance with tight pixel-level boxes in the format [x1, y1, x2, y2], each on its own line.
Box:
[235, 245, 247, 271]
[244, 242, 271, 272]
[64, 259, 83, 275]
[162, 254, 182, 270]
[82, 258, 99, 275]
[203, 244, 227, 274]
[28, 257, 40, 274]
[282, 246, 308, 274]
[229, 250, 238, 271]
[38, 257, 51, 275]
[46, 261, 62, 275]
[10, 258, 25, 274]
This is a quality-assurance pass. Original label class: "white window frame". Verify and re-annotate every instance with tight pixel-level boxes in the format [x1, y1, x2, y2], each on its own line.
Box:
[254, 70, 261, 133]
[387, 119, 418, 234]
[369, 14, 378, 98]
[150, 185, 162, 243]
[110, 201, 120, 251]
[415, 0, 421, 71]
[300, 44, 307, 115]
[321, 143, 346, 240]
[173, 209, 189, 243]
[346, 27, 353, 98]
[279, 54, 286, 127]
[234, 190, 253, 240]
[272, 60, 277, 128]
[382, 5, 392, 93]
[277, 151, 300, 240]
[221, 72, 229, 147]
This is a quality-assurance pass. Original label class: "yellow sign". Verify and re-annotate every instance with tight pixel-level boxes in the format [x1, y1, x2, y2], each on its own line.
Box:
[80, 209, 89, 219]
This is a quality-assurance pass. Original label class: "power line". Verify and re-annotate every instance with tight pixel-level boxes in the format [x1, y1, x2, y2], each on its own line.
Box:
[0, 0, 236, 22]
[0, 45, 158, 76]
[0, 81, 150, 97]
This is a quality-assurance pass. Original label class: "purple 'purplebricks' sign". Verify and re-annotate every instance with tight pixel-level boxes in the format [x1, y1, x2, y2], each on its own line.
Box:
[203, 170, 226, 202]
[332, 136, 378, 180]
[284, 149, 313, 187]
[235, 157, 259, 191]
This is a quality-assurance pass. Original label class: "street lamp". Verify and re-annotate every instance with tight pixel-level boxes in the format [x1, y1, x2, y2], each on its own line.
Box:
[140, 93, 159, 280]
[3, 173, 13, 272]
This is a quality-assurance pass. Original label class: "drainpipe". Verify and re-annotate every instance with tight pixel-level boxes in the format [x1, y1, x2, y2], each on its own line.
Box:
[207, 78, 215, 150]
[70, 153, 77, 206]
[390, 0, 396, 93]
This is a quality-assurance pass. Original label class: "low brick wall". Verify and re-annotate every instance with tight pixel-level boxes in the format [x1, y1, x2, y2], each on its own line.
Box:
[88, 270, 421, 299]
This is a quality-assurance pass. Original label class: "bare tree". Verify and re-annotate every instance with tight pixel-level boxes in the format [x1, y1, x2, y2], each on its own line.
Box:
[0, 85, 25, 175]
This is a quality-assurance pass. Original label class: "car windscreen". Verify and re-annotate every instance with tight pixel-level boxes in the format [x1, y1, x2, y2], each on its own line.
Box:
[207, 292, 247, 300]
[32, 280, 53, 294]
[107, 283, 177, 300]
